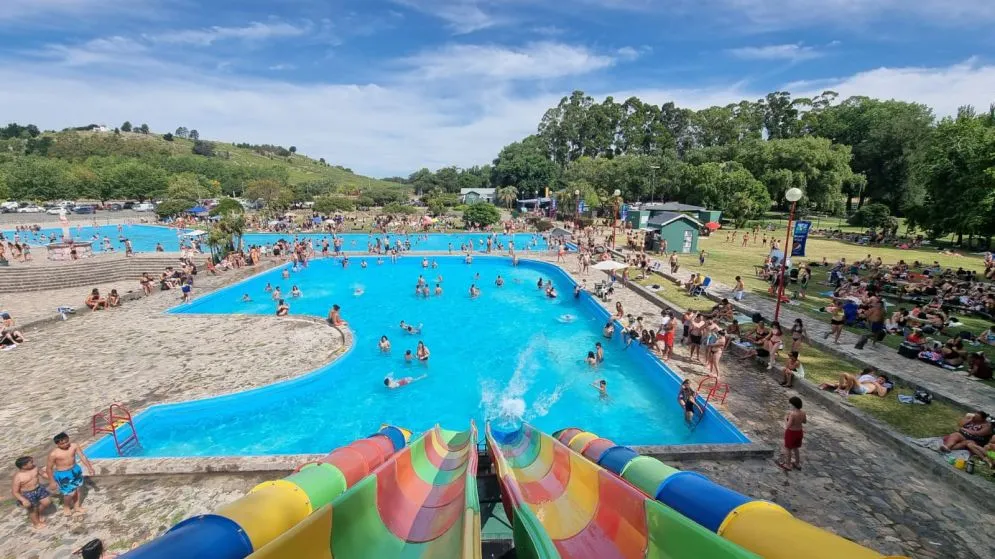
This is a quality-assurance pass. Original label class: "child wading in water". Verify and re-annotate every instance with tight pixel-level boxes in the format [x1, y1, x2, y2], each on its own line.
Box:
[777, 396, 807, 471]
[11, 456, 53, 528]
[47, 432, 95, 516]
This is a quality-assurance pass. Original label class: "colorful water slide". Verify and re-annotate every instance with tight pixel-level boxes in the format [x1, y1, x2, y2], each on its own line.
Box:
[249, 423, 481, 558]
[553, 427, 906, 559]
[486, 422, 760, 559]
[122, 425, 411, 559]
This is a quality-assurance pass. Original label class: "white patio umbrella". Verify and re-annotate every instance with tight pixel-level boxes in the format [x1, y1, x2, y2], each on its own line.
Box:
[592, 260, 629, 271]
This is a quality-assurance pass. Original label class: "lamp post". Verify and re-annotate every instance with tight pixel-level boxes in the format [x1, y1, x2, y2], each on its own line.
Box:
[774, 187, 803, 322]
[611, 189, 622, 250]
[649, 165, 660, 202]
[574, 189, 581, 223]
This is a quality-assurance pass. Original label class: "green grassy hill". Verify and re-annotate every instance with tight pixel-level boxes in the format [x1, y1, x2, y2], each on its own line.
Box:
[142, 135, 400, 190]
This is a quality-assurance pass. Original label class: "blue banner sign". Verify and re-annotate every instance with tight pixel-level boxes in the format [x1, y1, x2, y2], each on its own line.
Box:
[791, 220, 812, 257]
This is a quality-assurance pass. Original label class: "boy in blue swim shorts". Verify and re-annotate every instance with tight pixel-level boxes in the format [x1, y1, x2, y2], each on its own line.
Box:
[46, 432, 94, 516]
[11, 456, 52, 528]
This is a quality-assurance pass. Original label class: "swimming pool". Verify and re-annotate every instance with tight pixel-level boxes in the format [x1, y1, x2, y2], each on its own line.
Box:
[2, 224, 553, 254]
[87, 256, 749, 458]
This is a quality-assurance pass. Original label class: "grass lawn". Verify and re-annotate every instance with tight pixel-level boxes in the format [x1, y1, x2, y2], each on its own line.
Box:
[641, 282, 971, 440]
[683, 231, 995, 364]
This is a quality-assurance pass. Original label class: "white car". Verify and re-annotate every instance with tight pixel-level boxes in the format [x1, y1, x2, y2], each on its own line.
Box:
[134, 202, 155, 212]
[17, 205, 43, 213]
[46, 207, 65, 215]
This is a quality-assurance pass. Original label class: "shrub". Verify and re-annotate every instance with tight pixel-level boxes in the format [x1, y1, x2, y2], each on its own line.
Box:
[535, 219, 554, 232]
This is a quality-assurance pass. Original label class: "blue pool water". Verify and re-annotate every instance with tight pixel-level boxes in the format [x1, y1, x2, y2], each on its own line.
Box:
[3, 224, 552, 254]
[87, 256, 748, 458]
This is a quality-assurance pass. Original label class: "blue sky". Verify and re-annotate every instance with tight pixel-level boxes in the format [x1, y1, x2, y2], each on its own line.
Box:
[1, 0, 993, 177]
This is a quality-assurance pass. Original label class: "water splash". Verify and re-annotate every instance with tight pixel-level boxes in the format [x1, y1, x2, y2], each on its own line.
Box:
[482, 333, 567, 428]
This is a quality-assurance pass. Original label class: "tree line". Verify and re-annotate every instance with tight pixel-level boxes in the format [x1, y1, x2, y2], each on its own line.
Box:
[0, 125, 413, 217]
[401, 91, 995, 243]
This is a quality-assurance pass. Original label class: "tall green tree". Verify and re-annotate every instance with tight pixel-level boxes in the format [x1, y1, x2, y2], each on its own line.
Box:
[807, 97, 934, 212]
[908, 108, 995, 244]
[492, 135, 559, 197]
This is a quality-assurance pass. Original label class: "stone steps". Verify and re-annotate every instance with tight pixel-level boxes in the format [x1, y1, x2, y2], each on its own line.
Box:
[0, 256, 188, 293]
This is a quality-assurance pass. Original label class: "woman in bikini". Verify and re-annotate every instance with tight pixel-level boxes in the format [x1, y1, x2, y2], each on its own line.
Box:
[707, 329, 727, 379]
[416, 341, 430, 362]
[765, 321, 784, 370]
[940, 412, 992, 452]
[615, 302, 625, 320]
[826, 304, 845, 344]
[790, 319, 808, 353]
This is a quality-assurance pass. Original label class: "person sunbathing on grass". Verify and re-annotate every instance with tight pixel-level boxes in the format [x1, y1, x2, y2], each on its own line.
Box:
[819, 368, 892, 397]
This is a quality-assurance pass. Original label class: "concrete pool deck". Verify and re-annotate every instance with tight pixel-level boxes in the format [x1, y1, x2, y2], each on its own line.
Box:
[2, 251, 994, 558]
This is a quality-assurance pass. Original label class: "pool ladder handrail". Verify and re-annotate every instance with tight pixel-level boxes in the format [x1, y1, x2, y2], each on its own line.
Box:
[91, 403, 141, 456]
[696, 376, 730, 406]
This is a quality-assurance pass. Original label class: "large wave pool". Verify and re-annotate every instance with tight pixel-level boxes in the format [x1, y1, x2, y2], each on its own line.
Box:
[87, 256, 748, 458]
[3, 224, 553, 254]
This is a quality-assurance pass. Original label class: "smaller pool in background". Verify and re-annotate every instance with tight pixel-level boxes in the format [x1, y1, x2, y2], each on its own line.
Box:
[87, 256, 749, 458]
[3, 224, 555, 254]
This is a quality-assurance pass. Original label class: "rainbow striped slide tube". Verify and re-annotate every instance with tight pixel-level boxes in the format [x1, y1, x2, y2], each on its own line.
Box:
[486, 422, 759, 559]
[249, 423, 481, 558]
[122, 425, 411, 559]
[553, 427, 906, 559]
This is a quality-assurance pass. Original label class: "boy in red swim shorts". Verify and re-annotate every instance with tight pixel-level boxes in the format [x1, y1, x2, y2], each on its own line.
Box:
[778, 396, 806, 471]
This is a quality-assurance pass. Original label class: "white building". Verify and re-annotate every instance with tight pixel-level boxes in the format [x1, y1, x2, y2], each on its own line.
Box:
[459, 188, 496, 204]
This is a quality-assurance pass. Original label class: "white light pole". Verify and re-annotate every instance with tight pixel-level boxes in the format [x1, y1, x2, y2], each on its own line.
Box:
[774, 187, 803, 322]
[611, 189, 622, 250]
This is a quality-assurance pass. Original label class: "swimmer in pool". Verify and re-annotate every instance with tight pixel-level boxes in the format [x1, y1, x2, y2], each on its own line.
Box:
[241, 294, 252, 303]
[282, 268, 290, 279]
[558, 314, 575, 323]
[595, 342, 604, 363]
[379, 335, 391, 352]
[546, 285, 558, 298]
[469, 284, 480, 298]
[678, 379, 705, 424]
[290, 286, 302, 298]
[354, 287, 364, 297]
[384, 374, 428, 389]
[591, 379, 608, 399]
[361, 260, 367, 268]
[586, 351, 598, 366]
[416, 341, 430, 361]
[400, 321, 422, 334]
[404, 350, 414, 363]
[264, 282, 273, 292]
[434, 283, 443, 296]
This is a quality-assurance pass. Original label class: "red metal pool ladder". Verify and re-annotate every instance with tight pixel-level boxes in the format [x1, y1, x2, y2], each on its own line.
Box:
[91, 403, 141, 456]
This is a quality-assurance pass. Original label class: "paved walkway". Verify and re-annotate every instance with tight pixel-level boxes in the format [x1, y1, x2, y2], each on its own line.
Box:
[641, 258, 995, 413]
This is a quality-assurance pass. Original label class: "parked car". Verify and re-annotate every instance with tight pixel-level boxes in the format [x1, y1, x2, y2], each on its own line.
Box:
[17, 205, 43, 213]
[107, 203, 123, 211]
[46, 207, 65, 215]
[123, 201, 136, 210]
[74, 205, 95, 214]
[134, 202, 155, 212]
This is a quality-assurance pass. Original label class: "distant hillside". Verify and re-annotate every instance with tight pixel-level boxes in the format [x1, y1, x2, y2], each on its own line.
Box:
[0, 123, 406, 202]
[153, 136, 398, 190]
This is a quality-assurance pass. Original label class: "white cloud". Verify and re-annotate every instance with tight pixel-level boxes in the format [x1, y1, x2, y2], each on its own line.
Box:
[391, 0, 499, 34]
[1, 54, 993, 177]
[0, 0, 147, 22]
[786, 58, 995, 118]
[147, 21, 311, 46]
[728, 43, 823, 62]
[402, 42, 620, 81]
[33, 36, 152, 67]
[268, 64, 297, 71]
[707, 0, 995, 29]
